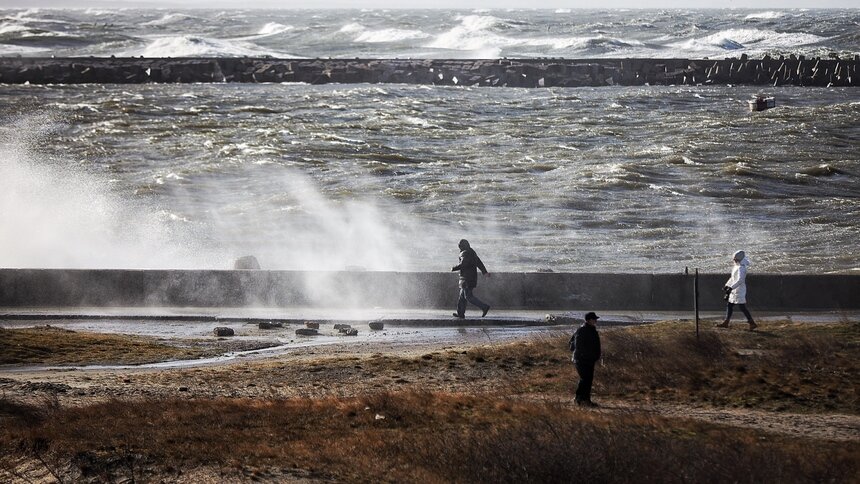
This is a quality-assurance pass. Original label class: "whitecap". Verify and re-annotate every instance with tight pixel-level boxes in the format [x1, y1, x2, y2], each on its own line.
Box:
[140, 13, 199, 27]
[355, 28, 430, 43]
[0, 22, 31, 35]
[670, 28, 827, 53]
[0, 43, 49, 55]
[83, 8, 113, 16]
[258, 22, 291, 36]
[128, 35, 287, 58]
[744, 11, 784, 20]
[425, 15, 511, 51]
[339, 23, 365, 34]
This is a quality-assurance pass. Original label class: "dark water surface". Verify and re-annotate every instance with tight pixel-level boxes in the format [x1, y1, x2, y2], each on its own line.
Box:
[2, 83, 858, 273]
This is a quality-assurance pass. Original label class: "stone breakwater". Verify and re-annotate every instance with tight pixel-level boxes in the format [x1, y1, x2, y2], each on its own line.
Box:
[1, 55, 858, 87]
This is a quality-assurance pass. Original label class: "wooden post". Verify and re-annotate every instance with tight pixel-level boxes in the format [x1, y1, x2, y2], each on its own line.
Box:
[694, 268, 700, 339]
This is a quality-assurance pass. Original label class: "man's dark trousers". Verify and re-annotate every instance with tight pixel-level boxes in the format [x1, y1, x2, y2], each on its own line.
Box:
[575, 360, 595, 403]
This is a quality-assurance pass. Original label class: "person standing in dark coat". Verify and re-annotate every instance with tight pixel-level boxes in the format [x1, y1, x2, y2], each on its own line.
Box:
[451, 239, 490, 319]
[569, 312, 602, 407]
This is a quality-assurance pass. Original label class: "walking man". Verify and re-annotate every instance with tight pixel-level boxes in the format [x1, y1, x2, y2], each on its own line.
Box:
[451, 239, 490, 319]
[570, 312, 601, 407]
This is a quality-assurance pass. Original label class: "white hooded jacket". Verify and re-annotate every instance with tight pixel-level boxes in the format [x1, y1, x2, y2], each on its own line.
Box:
[725, 257, 751, 304]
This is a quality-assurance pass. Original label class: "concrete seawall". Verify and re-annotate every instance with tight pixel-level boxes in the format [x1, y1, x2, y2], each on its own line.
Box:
[2, 56, 858, 87]
[1, 270, 857, 311]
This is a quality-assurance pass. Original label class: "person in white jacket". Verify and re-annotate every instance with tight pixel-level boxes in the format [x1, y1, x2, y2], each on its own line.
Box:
[717, 250, 757, 330]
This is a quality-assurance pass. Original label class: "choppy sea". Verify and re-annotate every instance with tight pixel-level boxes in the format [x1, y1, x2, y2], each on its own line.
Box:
[1, 9, 859, 274]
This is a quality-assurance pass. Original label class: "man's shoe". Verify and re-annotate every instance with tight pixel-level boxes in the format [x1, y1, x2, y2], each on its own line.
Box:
[716, 321, 730, 328]
[586, 400, 599, 408]
[748, 321, 758, 331]
[452, 312, 465, 319]
[482, 306, 490, 317]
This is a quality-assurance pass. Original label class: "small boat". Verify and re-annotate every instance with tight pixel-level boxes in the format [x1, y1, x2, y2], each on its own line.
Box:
[748, 96, 776, 112]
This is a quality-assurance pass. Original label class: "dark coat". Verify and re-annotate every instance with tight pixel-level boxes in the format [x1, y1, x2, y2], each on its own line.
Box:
[570, 324, 601, 363]
[451, 247, 487, 289]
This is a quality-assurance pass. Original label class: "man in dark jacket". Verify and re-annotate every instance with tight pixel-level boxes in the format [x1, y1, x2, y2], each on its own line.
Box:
[569, 312, 601, 407]
[451, 239, 490, 319]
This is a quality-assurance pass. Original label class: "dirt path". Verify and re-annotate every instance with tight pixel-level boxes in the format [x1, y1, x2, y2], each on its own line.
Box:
[638, 402, 860, 442]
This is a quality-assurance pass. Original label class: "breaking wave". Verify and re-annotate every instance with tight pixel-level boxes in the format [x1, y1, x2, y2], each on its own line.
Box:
[671, 28, 828, 53]
[744, 11, 785, 20]
[129, 35, 285, 58]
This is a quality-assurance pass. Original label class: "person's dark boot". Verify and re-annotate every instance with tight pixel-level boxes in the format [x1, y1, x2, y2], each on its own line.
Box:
[482, 306, 490, 317]
[716, 320, 730, 328]
[748, 320, 758, 331]
[452, 312, 465, 319]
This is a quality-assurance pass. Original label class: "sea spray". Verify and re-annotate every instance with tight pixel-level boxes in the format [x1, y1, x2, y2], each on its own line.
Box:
[0, 114, 221, 269]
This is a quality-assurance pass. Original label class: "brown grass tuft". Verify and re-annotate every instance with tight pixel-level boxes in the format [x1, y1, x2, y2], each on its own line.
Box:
[0, 392, 857, 483]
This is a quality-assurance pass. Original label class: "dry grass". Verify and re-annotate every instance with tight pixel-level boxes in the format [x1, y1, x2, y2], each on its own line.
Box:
[0, 326, 272, 366]
[0, 392, 857, 483]
[1, 320, 858, 482]
[481, 320, 860, 414]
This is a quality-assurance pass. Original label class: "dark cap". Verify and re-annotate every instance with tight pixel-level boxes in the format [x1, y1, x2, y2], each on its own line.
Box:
[584, 312, 600, 321]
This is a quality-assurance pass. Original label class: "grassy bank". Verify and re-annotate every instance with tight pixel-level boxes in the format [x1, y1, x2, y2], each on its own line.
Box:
[0, 320, 857, 482]
[1, 392, 857, 483]
[0, 325, 274, 366]
[495, 320, 860, 413]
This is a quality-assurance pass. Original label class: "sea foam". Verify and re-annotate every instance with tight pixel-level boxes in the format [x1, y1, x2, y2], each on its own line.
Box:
[425, 15, 510, 51]
[130, 35, 284, 58]
[744, 11, 785, 20]
[671, 28, 827, 53]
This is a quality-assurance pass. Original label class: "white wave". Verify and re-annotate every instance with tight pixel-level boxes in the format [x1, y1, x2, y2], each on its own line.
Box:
[141, 13, 199, 27]
[128, 35, 286, 58]
[257, 22, 292, 36]
[232, 22, 294, 41]
[745, 11, 784, 20]
[671, 28, 827, 52]
[0, 22, 30, 35]
[83, 8, 113, 16]
[0, 43, 49, 55]
[555, 8, 572, 14]
[339, 22, 364, 34]
[523, 34, 640, 51]
[426, 15, 511, 51]
[338, 22, 428, 43]
[355, 27, 429, 43]
[8, 10, 70, 25]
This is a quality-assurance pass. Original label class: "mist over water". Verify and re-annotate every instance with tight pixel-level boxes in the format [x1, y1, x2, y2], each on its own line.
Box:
[2, 83, 858, 274]
[0, 110, 460, 272]
[0, 114, 220, 269]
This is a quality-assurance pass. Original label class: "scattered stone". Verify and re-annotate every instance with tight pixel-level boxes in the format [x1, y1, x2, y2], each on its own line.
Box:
[213, 327, 235, 337]
[258, 321, 283, 330]
[339, 328, 359, 336]
[305, 322, 320, 329]
[178, 386, 189, 392]
[296, 328, 318, 336]
[333, 323, 352, 330]
[368, 321, 385, 331]
[544, 314, 578, 325]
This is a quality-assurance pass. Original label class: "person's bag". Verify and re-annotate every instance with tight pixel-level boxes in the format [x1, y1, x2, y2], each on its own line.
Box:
[723, 286, 732, 301]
